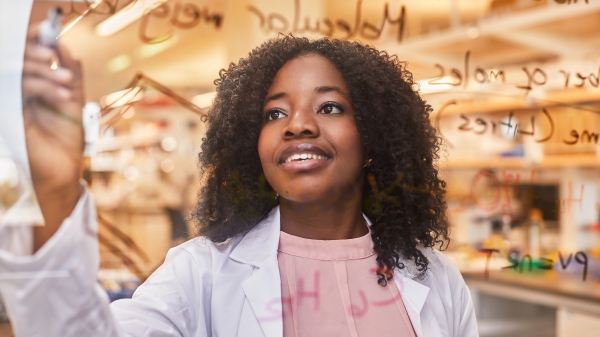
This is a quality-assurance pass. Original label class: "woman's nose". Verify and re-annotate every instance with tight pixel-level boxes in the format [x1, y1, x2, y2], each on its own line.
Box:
[282, 107, 319, 139]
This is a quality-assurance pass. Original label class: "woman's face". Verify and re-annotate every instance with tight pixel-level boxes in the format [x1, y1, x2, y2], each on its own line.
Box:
[258, 53, 366, 204]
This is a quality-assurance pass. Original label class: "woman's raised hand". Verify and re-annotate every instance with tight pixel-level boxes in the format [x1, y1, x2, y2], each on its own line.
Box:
[22, 23, 85, 251]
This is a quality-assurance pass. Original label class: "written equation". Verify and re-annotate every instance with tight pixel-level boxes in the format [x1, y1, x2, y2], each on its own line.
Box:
[479, 248, 589, 281]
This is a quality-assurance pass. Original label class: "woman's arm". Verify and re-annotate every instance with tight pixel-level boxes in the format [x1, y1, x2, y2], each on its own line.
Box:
[0, 21, 211, 337]
[111, 242, 213, 336]
[0, 186, 211, 336]
[21, 22, 84, 252]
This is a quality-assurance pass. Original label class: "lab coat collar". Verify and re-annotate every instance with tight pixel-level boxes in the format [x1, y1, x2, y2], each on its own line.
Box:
[230, 205, 431, 337]
[230, 206, 282, 268]
[394, 270, 430, 337]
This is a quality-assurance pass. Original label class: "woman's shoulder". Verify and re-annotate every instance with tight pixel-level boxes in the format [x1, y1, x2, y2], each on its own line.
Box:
[417, 246, 468, 291]
[171, 235, 245, 268]
[167, 208, 281, 272]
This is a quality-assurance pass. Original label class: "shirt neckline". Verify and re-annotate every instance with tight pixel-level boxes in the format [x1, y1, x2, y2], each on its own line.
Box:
[277, 230, 375, 261]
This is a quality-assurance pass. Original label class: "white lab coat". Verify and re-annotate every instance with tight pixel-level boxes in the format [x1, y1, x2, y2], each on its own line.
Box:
[0, 187, 478, 337]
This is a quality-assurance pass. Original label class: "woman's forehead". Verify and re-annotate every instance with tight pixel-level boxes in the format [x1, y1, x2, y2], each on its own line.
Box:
[267, 54, 349, 94]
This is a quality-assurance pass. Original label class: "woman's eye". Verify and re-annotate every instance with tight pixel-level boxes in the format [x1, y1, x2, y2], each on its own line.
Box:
[318, 103, 344, 115]
[265, 109, 287, 121]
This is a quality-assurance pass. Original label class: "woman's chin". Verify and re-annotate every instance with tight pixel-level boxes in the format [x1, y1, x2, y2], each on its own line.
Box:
[279, 189, 345, 205]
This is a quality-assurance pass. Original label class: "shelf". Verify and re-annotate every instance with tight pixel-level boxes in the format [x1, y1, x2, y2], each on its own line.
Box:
[439, 155, 600, 169]
[464, 271, 600, 316]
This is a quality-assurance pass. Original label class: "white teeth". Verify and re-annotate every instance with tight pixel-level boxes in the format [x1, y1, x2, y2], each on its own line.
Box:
[283, 153, 328, 163]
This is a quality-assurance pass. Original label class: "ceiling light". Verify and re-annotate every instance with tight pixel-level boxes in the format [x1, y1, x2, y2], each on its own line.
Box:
[106, 54, 132, 73]
[160, 137, 177, 152]
[467, 27, 480, 39]
[95, 0, 167, 37]
[102, 87, 144, 108]
[192, 92, 217, 109]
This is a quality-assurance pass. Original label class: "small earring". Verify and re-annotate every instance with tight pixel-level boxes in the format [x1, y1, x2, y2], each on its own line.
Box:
[363, 158, 372, 168]
[275, 193, 279, 199]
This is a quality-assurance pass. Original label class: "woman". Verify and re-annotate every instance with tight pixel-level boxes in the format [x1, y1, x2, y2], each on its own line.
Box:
[0, 24, 478, 337]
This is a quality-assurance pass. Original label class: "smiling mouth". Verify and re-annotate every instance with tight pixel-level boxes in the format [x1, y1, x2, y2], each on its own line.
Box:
[281, 153, 330, 164]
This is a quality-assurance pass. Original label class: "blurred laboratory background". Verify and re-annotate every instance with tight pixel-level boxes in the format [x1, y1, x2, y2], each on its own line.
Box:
[1, 0, 600, 336]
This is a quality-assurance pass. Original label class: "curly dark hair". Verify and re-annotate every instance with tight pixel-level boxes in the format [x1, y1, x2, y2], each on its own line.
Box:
[192, 35, 449, 285]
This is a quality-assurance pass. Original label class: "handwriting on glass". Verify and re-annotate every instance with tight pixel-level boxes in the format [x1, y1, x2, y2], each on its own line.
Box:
[248, 0, 406, 41]
[437, 100, 600, 150]
[61, 0, 590, 44]
[140, 1, 223, 43]
[479, 248, 589, 281]
[257, 269, 401, 322]
[430, 51, 600, 95]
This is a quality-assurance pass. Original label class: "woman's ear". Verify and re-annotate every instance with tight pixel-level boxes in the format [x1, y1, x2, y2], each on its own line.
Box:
[363, 147, 372, 168]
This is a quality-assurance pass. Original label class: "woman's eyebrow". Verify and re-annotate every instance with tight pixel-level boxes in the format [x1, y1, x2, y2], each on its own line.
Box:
[264, 92, 287, 105]
[315, 86, 350, 101]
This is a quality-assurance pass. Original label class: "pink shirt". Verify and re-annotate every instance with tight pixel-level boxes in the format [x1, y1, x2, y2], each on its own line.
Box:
[277, 230, 417, 337]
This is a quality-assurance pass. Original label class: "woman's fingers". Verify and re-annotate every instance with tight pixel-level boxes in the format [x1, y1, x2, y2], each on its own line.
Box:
[22, 31, 83, 110]
[24, 43, 55, 64]
[26, 22, 41, 41]
[23, 59, 73, 85]
[24, 21, 82, 90]
[22, 76, 72, 107]
[56, 43, 83, 92]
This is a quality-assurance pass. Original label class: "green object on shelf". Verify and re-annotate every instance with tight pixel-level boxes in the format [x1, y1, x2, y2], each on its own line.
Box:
[506, 258, 552, 275]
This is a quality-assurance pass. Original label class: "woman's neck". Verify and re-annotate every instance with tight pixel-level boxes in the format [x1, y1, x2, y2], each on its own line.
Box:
[278, 197, 369, 240]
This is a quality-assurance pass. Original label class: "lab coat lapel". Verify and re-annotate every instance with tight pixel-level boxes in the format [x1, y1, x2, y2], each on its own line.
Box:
[394, 269, 430, 337]
[231, 207, 283, 337]
[240, 257, 282, 337]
